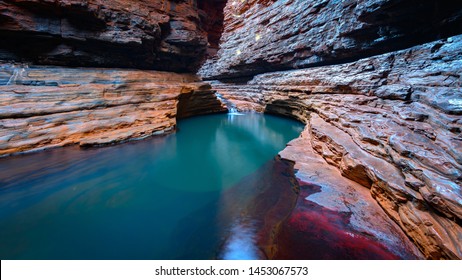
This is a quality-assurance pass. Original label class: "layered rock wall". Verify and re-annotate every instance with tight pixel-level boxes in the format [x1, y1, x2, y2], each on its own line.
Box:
[1, 0, 461, 260]
[0, 0, 214, 72]
[200, 0, 462, 79]
[0, 0, 230, 156]
[210, 36, 462, 259]
[0, 63, 225, 156]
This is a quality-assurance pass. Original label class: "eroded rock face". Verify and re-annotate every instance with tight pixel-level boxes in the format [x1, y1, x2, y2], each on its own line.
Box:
[0, 63, 225, 156]
[1, 0, 460, 260]
[0, 0, 230, 156]
[210, 35, 462, 259]
[0, 0, 212, 72]
[199, 0, 462, 79]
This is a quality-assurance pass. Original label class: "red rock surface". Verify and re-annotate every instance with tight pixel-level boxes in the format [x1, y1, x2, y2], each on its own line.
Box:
[0, 0, 219, 72]
[0, 63, 226, 156]
[276, 128, 422, 259]
[1, 0, 461, 260]
[209, 35, 462, 259]
[199, 0, 462, 79]
[275, 184, 417, 260]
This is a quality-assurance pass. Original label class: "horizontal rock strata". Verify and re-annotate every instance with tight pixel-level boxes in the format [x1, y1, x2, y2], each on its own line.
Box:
[0, 63, 225, 156]
[200, 0, 462, 79]
[277, 127, 422, 259]
[0, 0, 214, 72]
[210, 35, 462, 259]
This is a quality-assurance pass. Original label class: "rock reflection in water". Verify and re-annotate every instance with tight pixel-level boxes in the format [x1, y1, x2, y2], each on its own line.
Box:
[215, 158, 300, 260]
[219, 218, 262, 260]
[0, 113, 303, 259]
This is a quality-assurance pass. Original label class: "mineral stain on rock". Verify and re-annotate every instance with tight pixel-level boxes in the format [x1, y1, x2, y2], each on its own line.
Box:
[1, 0, 462, 260]
[274, 183, 417, 260]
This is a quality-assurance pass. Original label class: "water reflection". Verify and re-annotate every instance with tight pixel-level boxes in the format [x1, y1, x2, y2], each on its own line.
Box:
[220, 218, 261, 260]
[0, 113, 303, 259]
[227, 110, 245, 119]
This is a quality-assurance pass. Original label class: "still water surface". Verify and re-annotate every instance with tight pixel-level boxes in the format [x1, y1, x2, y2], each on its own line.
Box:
[0, 113, 303, 259]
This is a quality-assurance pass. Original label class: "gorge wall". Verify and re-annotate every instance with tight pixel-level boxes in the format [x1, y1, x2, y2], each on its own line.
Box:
[0, 0, 215, 72]
[0, 0, 227, 156]
[0, 0, 461, 260]
[0, 64, 225, 156]
[200, 0, 462, 79]
[201, 0, 462, 259]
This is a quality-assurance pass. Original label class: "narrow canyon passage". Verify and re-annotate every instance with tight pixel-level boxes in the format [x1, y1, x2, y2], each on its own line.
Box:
[0, 0, 461, 260]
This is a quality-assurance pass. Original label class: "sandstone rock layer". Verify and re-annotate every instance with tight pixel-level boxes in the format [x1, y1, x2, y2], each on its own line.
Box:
[0, 63, 225, 156]
[0, 0, 219, 72]
[200, 0, 462, 79]
[1, 0, 461, 260]
[210, 35, 462, 259]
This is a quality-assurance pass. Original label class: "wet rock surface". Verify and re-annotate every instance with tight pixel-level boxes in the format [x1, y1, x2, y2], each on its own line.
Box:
[277, 128, 422, 259]
[1, 0, 461, 260]
[0, 62, 225, 156]
[210, 36, 462, 259]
